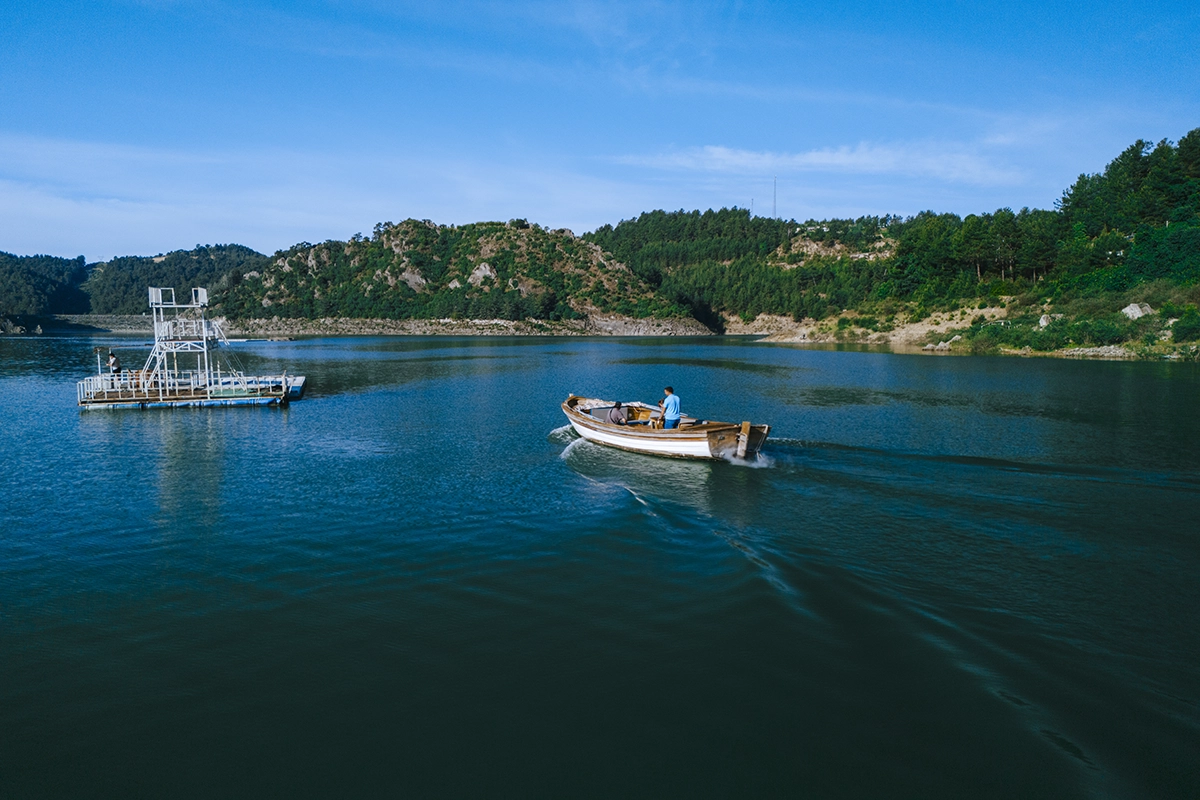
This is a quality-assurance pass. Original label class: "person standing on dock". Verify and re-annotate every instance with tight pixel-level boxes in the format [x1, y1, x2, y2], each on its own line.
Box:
[107, 351, 121, 374]
[659, 386, 681, 429]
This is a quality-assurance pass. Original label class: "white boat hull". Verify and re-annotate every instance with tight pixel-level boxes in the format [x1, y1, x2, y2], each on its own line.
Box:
[569, 419, 716, 458]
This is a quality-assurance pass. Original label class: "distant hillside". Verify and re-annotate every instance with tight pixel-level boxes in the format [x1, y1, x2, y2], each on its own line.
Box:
[0, 244, 269, 318]
[584, 128, 1200, 345]
[586, 209, 898, 327]
[85, 244, 270, 314]
[220, 219, 687, 322]
[0, 252, 89, 316]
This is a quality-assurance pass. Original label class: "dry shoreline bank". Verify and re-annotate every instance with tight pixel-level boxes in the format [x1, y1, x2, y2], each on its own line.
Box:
[37, 312, 1169, 360]
[723, 311, 1148, 360]
[44, 313, 713, 337]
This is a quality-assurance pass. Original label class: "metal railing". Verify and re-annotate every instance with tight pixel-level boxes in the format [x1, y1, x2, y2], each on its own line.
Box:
[153, 317, 225, 343]
[78, 370, 289, 405]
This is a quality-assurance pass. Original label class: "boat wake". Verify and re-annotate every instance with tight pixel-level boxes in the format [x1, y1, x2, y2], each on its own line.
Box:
[558, 436, 589, 460]
[623, 486, 651, 507]
[721, 452, 775, 469]
[764, 437, 813, 449]
[547, 424, 578, 445]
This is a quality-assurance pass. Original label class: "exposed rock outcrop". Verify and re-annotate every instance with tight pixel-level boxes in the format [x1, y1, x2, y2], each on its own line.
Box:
[467, 263, 496, 286]
[1121, 303, 1155, 320]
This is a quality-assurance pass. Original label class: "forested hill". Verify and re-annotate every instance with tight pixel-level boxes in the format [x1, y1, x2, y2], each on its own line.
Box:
[85, 245, 269, 314]
[585, 210, 896, 325]
[2, 128, 1198, 346]
[0, 244, 268, 317]
[219, 219, 685, 321]
[585, 128, 1200, 329]
[0, 253, 89, 317]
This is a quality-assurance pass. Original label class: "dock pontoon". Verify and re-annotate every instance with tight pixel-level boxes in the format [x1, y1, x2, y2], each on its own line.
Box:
[77, 287, 305, 410]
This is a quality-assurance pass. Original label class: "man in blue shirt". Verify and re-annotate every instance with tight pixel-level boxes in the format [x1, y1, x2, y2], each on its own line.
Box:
[659, 386, 681, 429]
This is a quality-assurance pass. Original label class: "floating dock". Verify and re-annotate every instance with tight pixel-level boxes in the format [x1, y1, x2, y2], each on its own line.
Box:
[77, 287, 305, 410]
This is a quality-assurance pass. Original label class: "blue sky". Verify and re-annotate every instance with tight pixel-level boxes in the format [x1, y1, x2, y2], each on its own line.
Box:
[1, 0, 1197, 260]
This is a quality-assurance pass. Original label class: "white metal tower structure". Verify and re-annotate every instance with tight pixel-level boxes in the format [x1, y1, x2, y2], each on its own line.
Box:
[142, 287, 230, 395]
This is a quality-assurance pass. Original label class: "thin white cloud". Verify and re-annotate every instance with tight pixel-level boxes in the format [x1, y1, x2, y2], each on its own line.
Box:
[0, 133, 657, 260]
[0, 128, 1117, 261]
[615, 142, 1025, 186]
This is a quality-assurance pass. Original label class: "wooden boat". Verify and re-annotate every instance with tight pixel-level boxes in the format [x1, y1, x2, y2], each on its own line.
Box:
[562, 395, 770, 460]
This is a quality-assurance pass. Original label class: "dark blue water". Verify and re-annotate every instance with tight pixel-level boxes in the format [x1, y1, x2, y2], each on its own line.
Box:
[2, 335, 1198, 798]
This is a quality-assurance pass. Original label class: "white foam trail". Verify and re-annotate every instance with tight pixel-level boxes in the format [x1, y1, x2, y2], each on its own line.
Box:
[766, 437, 808, 446]
[547, 423, 578, 445]
[722, 452, 775, 469]
[624, 487, 650, 506]
[558, 436, 588, 459]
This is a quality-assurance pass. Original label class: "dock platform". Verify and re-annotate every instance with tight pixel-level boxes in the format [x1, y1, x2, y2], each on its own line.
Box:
[77, 287, 306, 410]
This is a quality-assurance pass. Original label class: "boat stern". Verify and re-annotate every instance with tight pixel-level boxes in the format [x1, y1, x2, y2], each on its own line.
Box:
[707, 423, 770, 460]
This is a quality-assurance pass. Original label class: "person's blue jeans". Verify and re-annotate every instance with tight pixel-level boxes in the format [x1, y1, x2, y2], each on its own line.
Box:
[663, 417, 680, 429]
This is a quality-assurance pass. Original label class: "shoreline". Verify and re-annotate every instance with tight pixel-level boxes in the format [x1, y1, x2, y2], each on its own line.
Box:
[225, 314, 714, 337]
[38, 313, 714, 337]
[724, 312, 1199, 361]
[22, 313, 1194, 361]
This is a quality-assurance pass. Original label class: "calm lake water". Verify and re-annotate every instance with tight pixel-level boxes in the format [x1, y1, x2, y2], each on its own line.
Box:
[1, 335, 1198, 798]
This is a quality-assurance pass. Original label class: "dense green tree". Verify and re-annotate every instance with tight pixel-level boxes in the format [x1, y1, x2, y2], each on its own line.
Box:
[952, 214, 995, 281]
[1015, 208, 1061, 283]
[991, 208, 1019, 281]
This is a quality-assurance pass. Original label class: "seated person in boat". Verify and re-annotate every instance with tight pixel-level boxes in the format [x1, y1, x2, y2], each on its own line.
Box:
[659, 386, 681, 429]
[606, 401, 629, 425]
